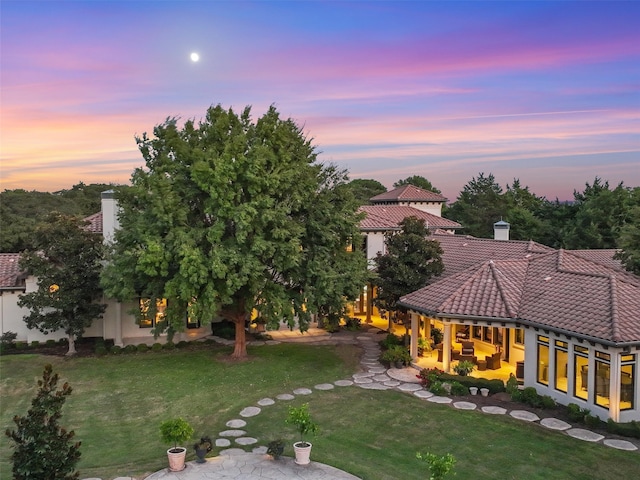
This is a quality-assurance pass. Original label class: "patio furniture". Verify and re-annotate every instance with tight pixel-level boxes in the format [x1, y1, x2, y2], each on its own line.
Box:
[459, 354, 477, 364]
[437, 346, 461, 362]
[460, 341, 475, 356]
[477, 360, 487, 371]
[516, 361, 524, 380]
[485, 352, 501, 370]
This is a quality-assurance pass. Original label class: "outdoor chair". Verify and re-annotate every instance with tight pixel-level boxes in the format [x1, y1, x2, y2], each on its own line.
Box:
[485, 352, 501, 370]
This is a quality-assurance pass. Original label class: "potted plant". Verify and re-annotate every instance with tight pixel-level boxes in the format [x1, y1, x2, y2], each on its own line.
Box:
[266, 439, 285, 460]
[381, 345, 411, 368]
[431, 327, 443, 346]
[286, 403, 318, 465]
[160, 418, 194, 471]
[418, 337, 432, 357]
[453, 360, 475, 376]
[193, 436, 212, 463]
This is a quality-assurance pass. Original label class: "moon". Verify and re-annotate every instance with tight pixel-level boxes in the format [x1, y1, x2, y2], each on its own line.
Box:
[190, 52, 200, 62]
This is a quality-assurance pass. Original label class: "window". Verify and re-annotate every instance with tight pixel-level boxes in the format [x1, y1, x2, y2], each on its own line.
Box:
[472, 326, 482, 340]
[537, 336, 549, 385]
[514, 328, 524, 346]
[554, 341, 568, 393]
[573, 345, 589, 400]
[621, 354, 635, 411]
[595, 351, 610, 409]
[139, 298, 167, 328]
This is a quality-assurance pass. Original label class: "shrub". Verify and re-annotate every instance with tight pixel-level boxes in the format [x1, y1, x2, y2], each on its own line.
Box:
[160, 418, 194, 450]
[1, 331, 17, 346]
[15, 341, 28, 350]
[151, 343, 163, 352]
[567, 403, 590, 422]
[417, 367, 444, 388]
[30, 341, 40, 347]
[163, 341, 176, 350]
[585, 414, 602, 429]
[540, 395, 556, 409]
[123, 344, 137, 354]
[45, 339, 57, 346]
[136, 344, 148, 353]
[416, 451, 456, 480]
[520, 387, 543, 408]
[176, 340, 189, 349]
[429, 381, 448, 396]
[449, 381, 468, 396]
[380, 333, 403, 349]
[606, 419, 640, 439]
[506, 373, 519, 395]
[110, 345, 122, 355]
[439, 374, 505, 394]
[344, 317, 361, 331]
[95, 345, 108, 356]
[452, 360, 474, 376]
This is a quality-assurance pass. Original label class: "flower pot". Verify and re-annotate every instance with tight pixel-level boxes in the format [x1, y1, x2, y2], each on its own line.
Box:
[293, 441, 312, 465]
[394, 360, 404, 368]
[480, 388, 489, 397]
[195, 448, 208, 463]
[167, 447, 187, 471]
[469, 386, 478, 395]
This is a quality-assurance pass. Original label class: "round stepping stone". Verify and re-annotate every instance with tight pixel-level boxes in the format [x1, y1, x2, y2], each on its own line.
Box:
[357, 336, 374, 341]
[334, 379, 354, 387]
[83, 478, 102, 480]
[397, 383, 422, 392]
[253, 446, 268, 454]
[367, 366, 387, 374]
[257, 398, 275, 406]
[427, 396, 452, 404]
[293, 388, 313, 395]
[219, 448, 245, 455]
[239, 406, 261, 417]
[114, 477, 134, 480]
[566, 428, 604, 442]
[603, 439, 638, 451]
[314, 383, 335, 390]
[215, 438, 231, 447]
[353, 372, 375, 378]
[353, 377, 373, 384]
[219, 429, 246, 437]
[276, 393, 295, 400]
[373, 374, 390, 381]
[482, 406, 507, 415]
[226, 419, 247, 428]
[540, 418, 571, 431]
[510, 410, 540, 422]
[414, 390, 434, 399]
[358, 382, 390, 390]
[453, 401, 477, 410]
[384, 380, 401, 387]
[265, 340, 281, 345]
[235, 437, 258, 445]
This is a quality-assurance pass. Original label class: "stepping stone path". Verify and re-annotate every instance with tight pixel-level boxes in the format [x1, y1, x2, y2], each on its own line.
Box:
[89, 329, 638, 480]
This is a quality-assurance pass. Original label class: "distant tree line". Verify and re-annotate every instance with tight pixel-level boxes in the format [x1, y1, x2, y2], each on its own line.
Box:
[2, 173, 639, 275]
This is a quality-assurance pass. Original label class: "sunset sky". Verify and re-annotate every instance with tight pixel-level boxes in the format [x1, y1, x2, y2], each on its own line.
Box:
[1, 1, 638, 202]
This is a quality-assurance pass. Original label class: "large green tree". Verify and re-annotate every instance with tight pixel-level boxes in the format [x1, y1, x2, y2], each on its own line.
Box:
[17, 214, 106, 355]
[394, 175, 441, 194]
[102, 104, 367, 359]
[5, 364, 81, 480]
[373, 216, 443, 322]
[615, 205, 640, 275]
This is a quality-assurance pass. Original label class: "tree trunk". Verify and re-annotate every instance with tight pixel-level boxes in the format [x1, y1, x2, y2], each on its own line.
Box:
[231, 319, 247, 359]
[66, 334, 77, 356]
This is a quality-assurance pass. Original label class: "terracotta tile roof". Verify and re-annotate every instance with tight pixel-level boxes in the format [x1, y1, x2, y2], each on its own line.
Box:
[400, 250, 640, 345]
[0, 253, 24, 289]
[570, 249, 624, 271]
[83, 212, 103, 234]
[370, 184, 448, 203]
[358, 205, 461, 231]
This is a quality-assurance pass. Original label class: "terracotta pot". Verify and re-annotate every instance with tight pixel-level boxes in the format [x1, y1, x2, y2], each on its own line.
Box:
[167, 447, 187, 471]
[293, 441, 312, 465]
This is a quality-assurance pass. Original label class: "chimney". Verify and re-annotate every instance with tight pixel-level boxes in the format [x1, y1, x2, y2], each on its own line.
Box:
[493, 220, 510, 241]
[101, 190, 120, 243]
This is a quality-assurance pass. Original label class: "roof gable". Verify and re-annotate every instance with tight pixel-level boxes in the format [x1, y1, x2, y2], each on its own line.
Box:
[359, 205, 461, 231]
[0, 253, 24, 289]
[370, 184, 447, 203]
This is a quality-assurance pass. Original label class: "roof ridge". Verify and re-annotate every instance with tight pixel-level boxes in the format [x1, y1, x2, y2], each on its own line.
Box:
[609, 274, 621, 342]
[556, 249, 616, 279]
[488, 261, 516, 318]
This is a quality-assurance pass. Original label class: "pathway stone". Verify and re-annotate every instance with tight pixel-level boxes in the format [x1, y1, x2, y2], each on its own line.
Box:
[276, 393, 295, 400]
[414, 390, 434, 399]
[510, 410, 540, 422]
[453, 401, 477, 410]
[215, 438, 231, 447]
[225, 419, 247, 428]
[481, 406, 507, 415]
[427, 396, 452, 404]
[566, 428, 604, 442]
[113, 477, 134, 480]
[334, 379, 353, 387]
[603, 439, 638, 451]
[361, 361, 380, 367]
[235, 437, 258, 445]
[264, 340, 281, 345]
[367, 366, 387, 374]
[387, 368, 420, 383]
[397, 383, 422, 392]
[219, 429, 246, 437]
[219, 448, 246, 455]
[257, 398, 275, 406]
[353, 372, 375, 378]
[293, 387, 313, 395]
[253, 446, 268, 454]
[373, 374, 391, 382]
[359, 382, 390, 390]
[353, 377, 373, 384]
[239, 406, 261, 417]
[384, 380, 401, 387]
[314, 383, 335, 390]
[540, 417, 571, 431]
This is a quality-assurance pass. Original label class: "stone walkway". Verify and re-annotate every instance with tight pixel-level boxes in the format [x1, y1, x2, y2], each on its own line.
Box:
[84, 327, 638, 480]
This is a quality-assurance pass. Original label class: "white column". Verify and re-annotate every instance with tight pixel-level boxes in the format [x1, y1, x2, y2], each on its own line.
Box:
[114, 302, 123, 347]
[609, 354, 621, 422]
[443, 323, 452, 372]
[410, 313, 419, 360]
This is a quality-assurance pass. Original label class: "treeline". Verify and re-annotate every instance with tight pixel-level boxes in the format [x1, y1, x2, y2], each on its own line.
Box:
[0, 182, 117, 252]
[2, 174, 639, 274]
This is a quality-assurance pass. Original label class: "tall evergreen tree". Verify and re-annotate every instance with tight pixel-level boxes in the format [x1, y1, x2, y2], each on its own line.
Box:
[17, 213, 106, 355]
[394, 175, 441, 194]
[5, 364, 81, 480]
[102, 104, 367, 359]
[346, 178, 387, 204]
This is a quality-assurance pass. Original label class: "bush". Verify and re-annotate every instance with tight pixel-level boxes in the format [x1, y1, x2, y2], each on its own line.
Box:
[540, 395, 556, 409]
[1, 331, 17, 346]
[429, 381, 448, 396]
[151, 343, 163, 352]
[606, 419, 640, 439]
[136, 344, 148, 353]
[110, 345, 122, 355]
[163, 342, 176, 350]
[45, 339, 57, 346]
[449, 381, 468, 396]
[439, 374, 505, 394]
[15, 341, 28, 350]
[520, 387, 543, 408]
[344, 317, 361, 331]
[584, 414, 602, 429]
[123, 345, 137, 354]
[380, 333, 403, 349]
[506, 373, 519, 396]
[95, 345, 108, 356]
[176, 340, 189, 349]
[417, 367, 444, 388]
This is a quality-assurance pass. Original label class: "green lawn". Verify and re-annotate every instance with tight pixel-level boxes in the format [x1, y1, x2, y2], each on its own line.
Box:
[1, 343, 639, 479]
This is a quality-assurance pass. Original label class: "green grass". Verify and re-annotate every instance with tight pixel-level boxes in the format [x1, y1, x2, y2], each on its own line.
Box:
[2, 344, 639, 479]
